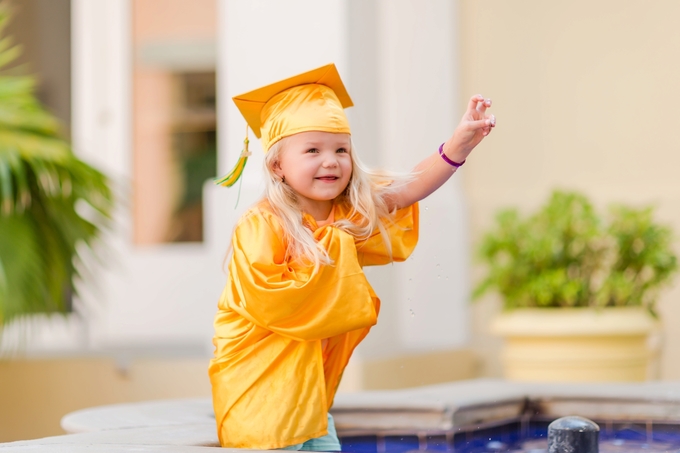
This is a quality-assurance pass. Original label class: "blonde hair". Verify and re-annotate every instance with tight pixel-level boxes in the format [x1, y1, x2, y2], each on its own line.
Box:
[263, 136, 412, 271]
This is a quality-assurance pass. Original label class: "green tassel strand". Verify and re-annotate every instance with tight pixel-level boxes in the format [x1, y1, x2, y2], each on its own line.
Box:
[215, 136, 251, 188]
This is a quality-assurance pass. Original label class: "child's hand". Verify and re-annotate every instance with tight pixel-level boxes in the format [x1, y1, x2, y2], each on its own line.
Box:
[442, 94, 496, 163]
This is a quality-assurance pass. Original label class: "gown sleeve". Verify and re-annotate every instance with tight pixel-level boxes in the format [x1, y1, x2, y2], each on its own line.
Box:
[355, 202, 419, 266]
[226, 208, 378, 342]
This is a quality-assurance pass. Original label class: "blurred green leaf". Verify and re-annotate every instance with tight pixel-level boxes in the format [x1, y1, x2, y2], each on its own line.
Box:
[0, 3, 113, 327]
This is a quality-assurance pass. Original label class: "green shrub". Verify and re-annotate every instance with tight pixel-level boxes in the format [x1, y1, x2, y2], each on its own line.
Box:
[473, 191, 677, 316]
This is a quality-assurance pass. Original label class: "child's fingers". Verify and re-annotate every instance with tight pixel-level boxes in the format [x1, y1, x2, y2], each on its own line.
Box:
[467, 94, 485, 114]
[467, 94, 492, 116]
[467, 114, 496, 131]
[476, 98, 492, 115]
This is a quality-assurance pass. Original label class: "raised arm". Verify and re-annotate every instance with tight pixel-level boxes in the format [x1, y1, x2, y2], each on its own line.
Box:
[389, 94, 496, 210]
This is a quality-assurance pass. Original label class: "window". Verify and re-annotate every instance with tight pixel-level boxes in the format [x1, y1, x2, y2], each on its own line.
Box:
[131, 0, 217, 244]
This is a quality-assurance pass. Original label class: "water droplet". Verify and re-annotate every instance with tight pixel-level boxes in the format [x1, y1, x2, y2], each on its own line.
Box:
[409, 278, 412, 282]
[409, 309, 415, 318]
[487, 440, 506, 450]
[436, 263, 440, 267]
[425, 206, 429, 211]
[446, 276, 450, 281]
[437, 275, 441, 279]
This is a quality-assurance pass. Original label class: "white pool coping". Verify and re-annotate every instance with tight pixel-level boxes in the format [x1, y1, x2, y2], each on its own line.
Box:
[2, 378, 680, 452]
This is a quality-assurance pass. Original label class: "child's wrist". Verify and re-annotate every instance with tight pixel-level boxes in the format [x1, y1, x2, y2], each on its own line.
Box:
[439, 143, 466, 167]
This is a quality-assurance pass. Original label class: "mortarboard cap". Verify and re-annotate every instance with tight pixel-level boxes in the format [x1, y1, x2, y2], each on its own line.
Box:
[216, 64, 354, 187]
[234, 63, 354, 151]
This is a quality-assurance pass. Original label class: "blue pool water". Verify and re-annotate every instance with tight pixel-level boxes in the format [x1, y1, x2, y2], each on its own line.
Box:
[339, 421, 680, 452]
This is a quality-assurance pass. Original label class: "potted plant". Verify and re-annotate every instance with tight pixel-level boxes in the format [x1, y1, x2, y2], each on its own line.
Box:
[0, 4, 113, 330]
[473, 190, 678, 382]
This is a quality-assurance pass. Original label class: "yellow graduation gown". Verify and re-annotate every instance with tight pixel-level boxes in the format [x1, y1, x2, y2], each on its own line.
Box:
[209, 200, 419, 449]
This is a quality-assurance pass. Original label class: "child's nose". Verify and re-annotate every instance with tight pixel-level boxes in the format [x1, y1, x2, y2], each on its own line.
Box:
[322, 154, 338, 167]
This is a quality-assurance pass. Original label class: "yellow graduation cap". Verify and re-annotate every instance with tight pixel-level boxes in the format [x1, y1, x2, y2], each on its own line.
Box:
[216, 63, 354, 187]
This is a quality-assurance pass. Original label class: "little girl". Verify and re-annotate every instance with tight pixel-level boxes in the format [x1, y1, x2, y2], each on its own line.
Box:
[209, 64, 495, 450]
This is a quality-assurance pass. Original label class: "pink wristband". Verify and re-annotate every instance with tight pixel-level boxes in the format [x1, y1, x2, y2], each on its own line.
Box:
[439, 143, 465, 167]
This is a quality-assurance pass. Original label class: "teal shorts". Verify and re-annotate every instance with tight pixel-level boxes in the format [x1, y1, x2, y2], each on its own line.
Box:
[280, 413, 341, 451]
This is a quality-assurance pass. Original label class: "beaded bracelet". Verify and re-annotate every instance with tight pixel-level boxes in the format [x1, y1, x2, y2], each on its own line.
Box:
[439, 143, 465, 168]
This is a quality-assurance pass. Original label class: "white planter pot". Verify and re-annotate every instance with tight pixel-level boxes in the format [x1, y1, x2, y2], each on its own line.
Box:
[491, 307, 658, 382]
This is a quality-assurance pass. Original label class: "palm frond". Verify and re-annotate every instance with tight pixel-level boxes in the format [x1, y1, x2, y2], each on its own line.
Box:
[0, 3, 114, 327]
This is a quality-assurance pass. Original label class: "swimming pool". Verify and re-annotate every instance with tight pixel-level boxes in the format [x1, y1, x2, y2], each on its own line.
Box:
[332, 380, 680, 453]
[340, 419, 680, 452]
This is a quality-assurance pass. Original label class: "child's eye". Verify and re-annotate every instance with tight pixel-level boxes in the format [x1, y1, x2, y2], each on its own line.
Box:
[306, 148, 319, 153]
[336, 148, 348, 153]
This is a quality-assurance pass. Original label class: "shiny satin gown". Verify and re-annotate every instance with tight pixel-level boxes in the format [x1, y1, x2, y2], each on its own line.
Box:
[209, 200, 419, 449]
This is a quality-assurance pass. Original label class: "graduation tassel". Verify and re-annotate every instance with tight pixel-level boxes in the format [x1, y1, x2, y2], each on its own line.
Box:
[215, 129, 251, 188]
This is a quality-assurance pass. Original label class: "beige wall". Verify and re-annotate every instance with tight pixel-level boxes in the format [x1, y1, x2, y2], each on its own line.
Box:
[458, 1, 680, 378]
[0, 358, 212, 443]
[353, 349, 479, 391]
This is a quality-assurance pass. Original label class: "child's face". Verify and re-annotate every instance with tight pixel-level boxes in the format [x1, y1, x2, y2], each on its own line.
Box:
[274, 131, 353, 218]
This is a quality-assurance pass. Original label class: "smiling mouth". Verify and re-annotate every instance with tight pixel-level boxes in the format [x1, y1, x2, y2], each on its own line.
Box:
[316, 176, 339, 181]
